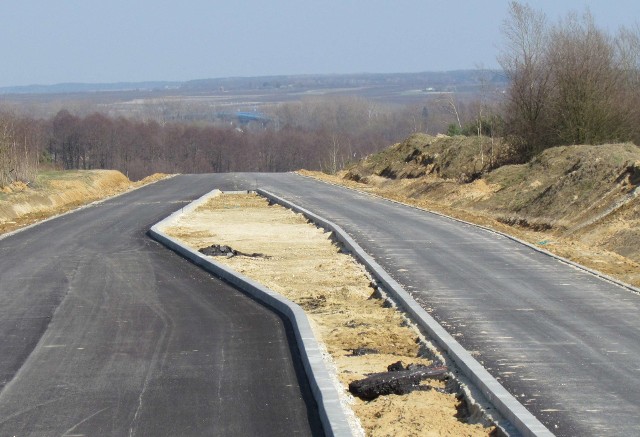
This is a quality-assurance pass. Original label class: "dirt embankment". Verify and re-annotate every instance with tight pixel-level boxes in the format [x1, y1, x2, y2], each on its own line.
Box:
[163, 193, 495, 437]
[307, 133, 640, 287]
[0, 170, 168, 235]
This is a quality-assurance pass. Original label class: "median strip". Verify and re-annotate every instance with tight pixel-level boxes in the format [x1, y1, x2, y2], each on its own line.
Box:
[151, 190, 500, 436]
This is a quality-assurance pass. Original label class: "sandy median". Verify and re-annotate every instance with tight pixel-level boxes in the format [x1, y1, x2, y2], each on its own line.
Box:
[163, 192, 495, 437]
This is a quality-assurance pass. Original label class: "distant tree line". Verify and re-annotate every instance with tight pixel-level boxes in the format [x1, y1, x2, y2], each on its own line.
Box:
[1, 97, 441, 186]
[500, 1, 640, 159]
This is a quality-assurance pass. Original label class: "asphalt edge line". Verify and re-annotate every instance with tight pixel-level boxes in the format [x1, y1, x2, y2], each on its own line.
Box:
[148, 189, 354, 437]
[294, 173, 640, 296]
[258, 188, 554, 437]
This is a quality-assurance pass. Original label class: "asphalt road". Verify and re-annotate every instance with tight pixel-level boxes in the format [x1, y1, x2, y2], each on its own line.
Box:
[0, 175, 322, 437]
[241, 172, 639, 437]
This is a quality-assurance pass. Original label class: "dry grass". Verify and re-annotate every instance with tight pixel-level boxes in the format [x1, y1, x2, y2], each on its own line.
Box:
[0, 170, 171, 235]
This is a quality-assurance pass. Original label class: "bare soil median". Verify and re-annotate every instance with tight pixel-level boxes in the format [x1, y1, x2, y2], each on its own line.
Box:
[163, 192, 495, 437]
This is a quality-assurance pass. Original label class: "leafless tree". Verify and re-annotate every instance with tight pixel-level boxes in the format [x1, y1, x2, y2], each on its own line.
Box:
[547, 10, 630, 145]
[498, 1, 553, 156]
[0, 113, 40, 187]
[499, 2, 640, 156]
[615, 24, 640, 145]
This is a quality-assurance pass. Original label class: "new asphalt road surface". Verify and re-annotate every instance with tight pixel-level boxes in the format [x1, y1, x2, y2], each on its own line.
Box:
[242, 172, 638, 437]
[0, 175, 322, 436]
[3, 172, 640, 436]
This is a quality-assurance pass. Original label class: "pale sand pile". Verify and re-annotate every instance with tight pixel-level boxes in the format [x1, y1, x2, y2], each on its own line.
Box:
[163, 193, 494, 437]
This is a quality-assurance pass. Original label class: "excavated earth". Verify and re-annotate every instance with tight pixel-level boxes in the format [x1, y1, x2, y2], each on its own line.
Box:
[0, 170, 168, 235]
[312, 133, 640, 287]
[163, 192, 496, 437]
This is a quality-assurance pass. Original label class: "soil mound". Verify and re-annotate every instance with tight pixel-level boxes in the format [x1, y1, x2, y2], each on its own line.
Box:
[346, 133, 511, 183]
[482, 144, 640, 231]
[341, 135, 640, 284]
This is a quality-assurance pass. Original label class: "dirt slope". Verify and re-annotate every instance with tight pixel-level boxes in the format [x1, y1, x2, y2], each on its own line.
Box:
[314, 133, 640, 287]
[0, 170, 167, 234]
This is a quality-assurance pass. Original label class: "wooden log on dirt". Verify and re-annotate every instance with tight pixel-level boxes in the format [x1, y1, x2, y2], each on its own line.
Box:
[199, 244, 237, 257]
[198, 244, 268, 258]
[348, 362, 448, 401]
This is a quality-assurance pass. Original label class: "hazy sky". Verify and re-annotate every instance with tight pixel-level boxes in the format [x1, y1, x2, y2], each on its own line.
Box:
[1, 1, 638, 87]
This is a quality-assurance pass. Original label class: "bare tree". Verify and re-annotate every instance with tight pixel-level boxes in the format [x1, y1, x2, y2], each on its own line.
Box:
[498, 1, 553, 157]
[500, 2, 640, 153]
[445, 93, 463, 131]
[615, 24, 640, 145]
[547, 10, 629, 145]
[0, 116, 15, 187]
[0, 113, 39, 187]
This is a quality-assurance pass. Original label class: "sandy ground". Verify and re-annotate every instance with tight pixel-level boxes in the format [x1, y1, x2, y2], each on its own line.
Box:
[300, 170, 640, 288]
[163, 193, 495, 437]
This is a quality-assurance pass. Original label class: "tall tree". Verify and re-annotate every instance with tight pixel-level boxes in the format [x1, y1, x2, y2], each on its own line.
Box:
[51, 110, 83, 170]
[499, 1, 552, 157]
[547, 10, 629, 145]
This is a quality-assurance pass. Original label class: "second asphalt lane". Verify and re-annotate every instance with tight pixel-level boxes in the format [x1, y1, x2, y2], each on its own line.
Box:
[251, 172, 640, 437]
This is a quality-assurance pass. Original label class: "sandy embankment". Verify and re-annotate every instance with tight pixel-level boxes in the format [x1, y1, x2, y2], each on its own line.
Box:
[0, 170, 168, 235]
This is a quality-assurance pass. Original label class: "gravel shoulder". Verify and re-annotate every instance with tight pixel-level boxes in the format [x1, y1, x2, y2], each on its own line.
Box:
[163, 192, 495, 437]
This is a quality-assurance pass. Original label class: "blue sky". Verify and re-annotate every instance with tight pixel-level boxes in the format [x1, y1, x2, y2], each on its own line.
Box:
[0, 1, 638, 87]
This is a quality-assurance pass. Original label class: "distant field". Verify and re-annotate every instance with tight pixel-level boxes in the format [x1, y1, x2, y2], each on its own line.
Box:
[0, 70, 507, 118]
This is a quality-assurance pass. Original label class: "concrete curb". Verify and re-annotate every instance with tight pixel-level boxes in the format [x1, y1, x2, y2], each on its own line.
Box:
[148, 189, 354, 437]
[294, 173, 640, 296]
[258, 188, 554, 437]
